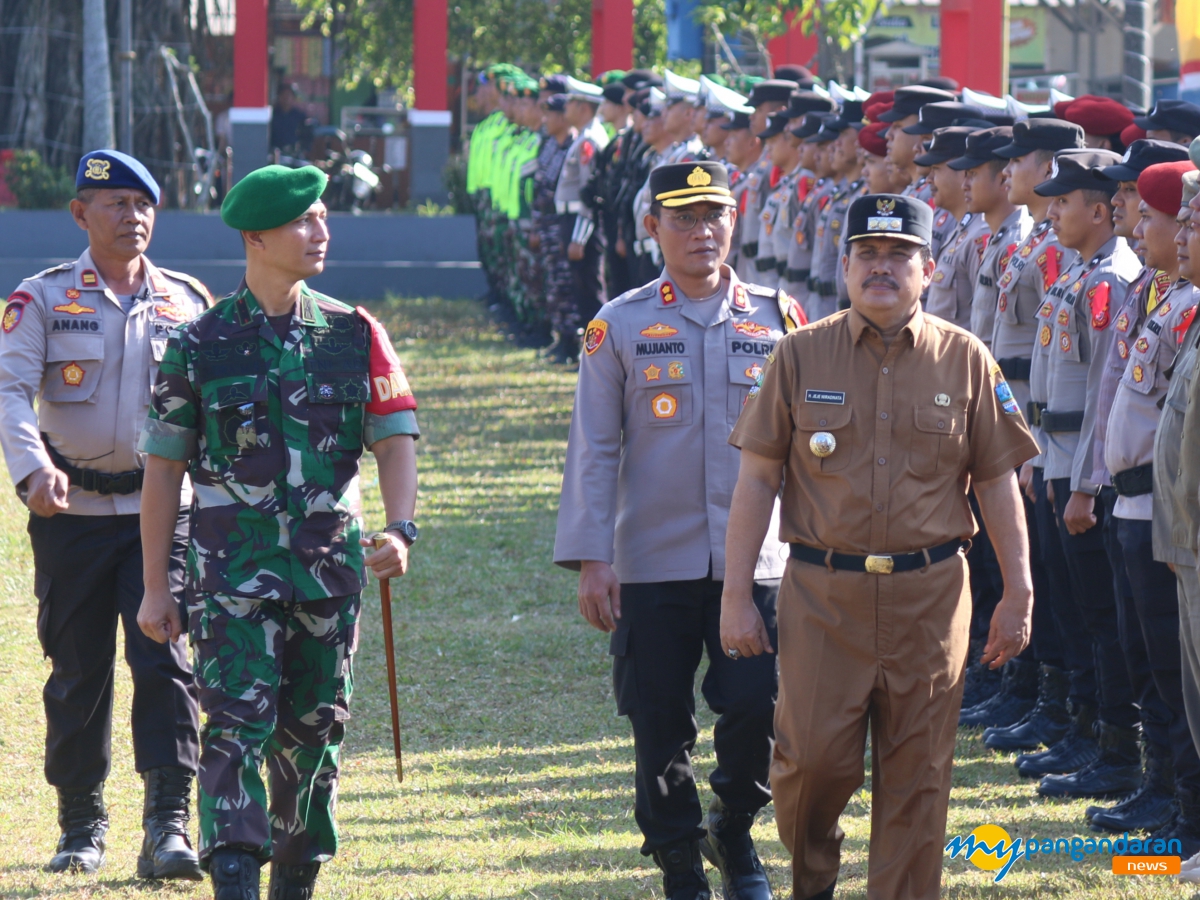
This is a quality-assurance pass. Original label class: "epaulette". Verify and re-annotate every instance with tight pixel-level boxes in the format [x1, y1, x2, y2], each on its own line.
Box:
[29, 262, 73, 281]
[308, 289, 355, 313]
[609, 282, 658, 308]
[157, 267, 216, 307]
[745, 283, 775, 297]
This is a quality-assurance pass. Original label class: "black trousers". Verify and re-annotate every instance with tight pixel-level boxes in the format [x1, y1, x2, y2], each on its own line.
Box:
[967, 491, 1003, 643]
[1026, 487, 1065, 667]
[1033, 468, 1095, 703]
[1114, 515, 1200, 787]
[28, 511, 199, 788]
[604, 228, 632, 300]
[612, 577, 779, 854]
[1050, 479, 1138, 728]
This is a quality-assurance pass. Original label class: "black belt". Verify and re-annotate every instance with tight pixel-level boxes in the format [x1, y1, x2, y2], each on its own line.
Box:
[1112, 463, 1153, 497]
[789, 539, 966, 574]
[785, 267, 811, 283]
[42, 433, 145, 496]
[743, 241, 758, 258]
[1026, 401, 1045, 427]
[775, 260, 787, 276]
[815, 280, 836, 297]
[755, 257, 777, 272]
[1039, 409, 1084, 433]
[998, 357, 1031, 381]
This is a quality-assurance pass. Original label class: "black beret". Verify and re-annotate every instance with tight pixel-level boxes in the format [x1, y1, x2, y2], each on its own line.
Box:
[1034, 149, 1123, 197]
[994, 118, 1085, 158]
[877, 86, 957, 123]
[902, 101, 987, 135]
[1133, 99, 1200, 139]
[650, 161, 735, 208]
[602, 83, 627, 105]
[789, 112, 827, 141]
[622, 69, 662, 90]
[539, 74, 569, 94]
[542, 93, 568, 113]
[75, 149, 161, 204]
[748, 80, 798, 107]
[948, 126, 1015, 170]
[1101, 138, 1192, 182]
[913, 126, 978, 167]
[846, 193, 934, 245]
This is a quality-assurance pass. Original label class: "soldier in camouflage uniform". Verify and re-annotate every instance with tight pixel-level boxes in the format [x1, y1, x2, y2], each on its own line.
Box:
[533, 94, 576, 350]
[137, 166, 420, 900]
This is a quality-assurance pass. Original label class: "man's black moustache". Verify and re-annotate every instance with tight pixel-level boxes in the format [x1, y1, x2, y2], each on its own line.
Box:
[862, 275, 900, 289]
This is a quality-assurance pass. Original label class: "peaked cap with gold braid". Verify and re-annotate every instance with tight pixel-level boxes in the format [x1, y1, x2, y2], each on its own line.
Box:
[650, 161, 737, 208]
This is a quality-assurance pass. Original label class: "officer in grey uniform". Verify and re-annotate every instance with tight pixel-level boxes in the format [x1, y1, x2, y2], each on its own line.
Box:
[736, 81, 798, 284]
[0, 150, 208, 878]
[924, 151, 989, 331]
[807, 104, 868, 315]
[556, 76, 610, 355]
[554, 161, 803, 900]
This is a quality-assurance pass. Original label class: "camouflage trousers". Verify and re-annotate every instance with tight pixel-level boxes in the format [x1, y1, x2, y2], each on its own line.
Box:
[474, 192, 500, 295]
[188, 591, 360, 866]
[539, 216, 574, 337]
[514, 218, 545, 326]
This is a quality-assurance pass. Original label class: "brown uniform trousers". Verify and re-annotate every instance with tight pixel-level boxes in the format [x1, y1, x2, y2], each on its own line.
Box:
[731, 307, 1038, 899]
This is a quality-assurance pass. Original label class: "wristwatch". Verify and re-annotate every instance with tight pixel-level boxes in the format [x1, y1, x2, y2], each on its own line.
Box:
[385, 519, 419, 545]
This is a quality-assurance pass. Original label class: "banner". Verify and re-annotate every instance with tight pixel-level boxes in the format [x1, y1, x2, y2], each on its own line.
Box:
[1180, 0, 1200, 94]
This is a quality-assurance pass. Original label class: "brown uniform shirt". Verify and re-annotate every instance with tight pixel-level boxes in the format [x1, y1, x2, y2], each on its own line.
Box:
[729, 306, 1040, 554]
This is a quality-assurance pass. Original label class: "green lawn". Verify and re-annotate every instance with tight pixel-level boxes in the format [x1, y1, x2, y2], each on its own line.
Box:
[0, 296, 1193, 898]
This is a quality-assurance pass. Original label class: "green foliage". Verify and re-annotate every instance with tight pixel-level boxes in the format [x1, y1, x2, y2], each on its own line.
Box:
[3, 150, 75, 210]
[696, 0, 881, 53]
[293, 0, 595, 92]
[634, 0, 666, 70]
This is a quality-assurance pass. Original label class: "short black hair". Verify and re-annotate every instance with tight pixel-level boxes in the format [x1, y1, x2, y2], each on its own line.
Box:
[649, 200, 662, 218]
[1083, 187, 1116, 212]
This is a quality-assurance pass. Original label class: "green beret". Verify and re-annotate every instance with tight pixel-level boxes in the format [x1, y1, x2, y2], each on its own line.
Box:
[220, 164, 328, 232]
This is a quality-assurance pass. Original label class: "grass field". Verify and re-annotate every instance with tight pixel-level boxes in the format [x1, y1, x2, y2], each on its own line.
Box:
[0, 296, 1193, 899]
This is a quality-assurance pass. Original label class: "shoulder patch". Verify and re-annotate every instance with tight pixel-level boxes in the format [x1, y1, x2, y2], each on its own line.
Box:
[583, 319, 608, 355]
[158, 267, 215, 307]
[29, 262, 74, 281]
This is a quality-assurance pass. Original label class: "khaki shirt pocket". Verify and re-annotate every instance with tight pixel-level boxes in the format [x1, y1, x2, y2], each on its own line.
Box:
[794, 401, 853, 473]
[910, 405, 968, 476]
[42, 334, 104, 402]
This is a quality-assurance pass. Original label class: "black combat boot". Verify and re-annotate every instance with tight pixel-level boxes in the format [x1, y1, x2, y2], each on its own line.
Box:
[802, 879, 836, 900]
[1088, 740, 1174, 832]
[652, 839, 711, 900]
[47, 783, 108, 873]
[210, 848, 261, 900]
[137, 766, 202, 879]
[268, 861, 321, 900]
[1016, 701, 1099, 778]
[961, 637, 1002, 711]
[698, 797, 773, 900]
[959, 658, 1038, 728]
[1037, 722, 1142, 799]
[983, 664, 1070, 751]
[1148, 784, 1200, 859]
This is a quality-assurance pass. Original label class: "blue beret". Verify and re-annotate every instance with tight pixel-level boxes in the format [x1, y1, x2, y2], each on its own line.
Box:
[75, 150, 161, 204]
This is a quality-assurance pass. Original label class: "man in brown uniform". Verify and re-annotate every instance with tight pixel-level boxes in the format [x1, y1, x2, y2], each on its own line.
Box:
[721, 194, 1039, 900]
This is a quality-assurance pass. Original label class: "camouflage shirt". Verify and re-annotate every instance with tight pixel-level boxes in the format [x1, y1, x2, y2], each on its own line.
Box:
[139, 284, 419, 602]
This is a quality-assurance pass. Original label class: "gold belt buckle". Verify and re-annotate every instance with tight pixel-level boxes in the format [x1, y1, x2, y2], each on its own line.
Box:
[865, 554, 894, 575]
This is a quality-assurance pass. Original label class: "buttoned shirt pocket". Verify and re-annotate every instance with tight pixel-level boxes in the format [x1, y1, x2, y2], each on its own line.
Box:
[910, 405, 968, 476]
[636, 358, 692, 426]
[200, 377, 268, 462]
[794, 402, 853, 473]
[1121, 345, 1159, 396]
[727, 356, 764, 423]
[42, 333, 104, 403]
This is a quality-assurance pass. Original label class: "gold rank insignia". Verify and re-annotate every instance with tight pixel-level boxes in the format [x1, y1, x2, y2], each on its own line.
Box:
[643, 363, 662, 382]
[1133, 364, 1145, 383]
[61, 362, 85, 386]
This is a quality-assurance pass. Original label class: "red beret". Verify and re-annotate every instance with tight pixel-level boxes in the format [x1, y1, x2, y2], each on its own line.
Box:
[1137, 160, 1194, 215]
[1053, 100, 1074, 119]
[858, 121, 889, 156]
[1121, 123, 1147, 147]
[1062, 94, 1134, 136]
[864, 91, 895, 123]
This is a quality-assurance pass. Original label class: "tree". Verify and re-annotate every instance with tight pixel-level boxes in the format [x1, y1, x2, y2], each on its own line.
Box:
[81, 0, 114, 151]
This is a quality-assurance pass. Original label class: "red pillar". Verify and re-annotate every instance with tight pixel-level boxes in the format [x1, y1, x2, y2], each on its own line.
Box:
[233, 0, 269, 108]
[592, 0, 633, 75]
[939, 0, 1008, 95]
[413, 0, 448, 110]
[767, 12, 820, 74]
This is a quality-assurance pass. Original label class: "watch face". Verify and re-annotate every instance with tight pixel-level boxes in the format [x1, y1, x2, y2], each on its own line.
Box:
[400, 521, 418, 542]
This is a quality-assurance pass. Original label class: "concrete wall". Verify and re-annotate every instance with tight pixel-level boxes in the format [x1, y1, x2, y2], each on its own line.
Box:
[0, 210, 485, 301]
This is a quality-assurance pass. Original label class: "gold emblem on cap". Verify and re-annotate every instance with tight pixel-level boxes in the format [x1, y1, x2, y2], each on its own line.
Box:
[85, 159, 111, 181]
[686, 166, 712, 187]
[876, 197, 896, 213]
[810, 432, 837, 458]
[934, 393, 951, 407]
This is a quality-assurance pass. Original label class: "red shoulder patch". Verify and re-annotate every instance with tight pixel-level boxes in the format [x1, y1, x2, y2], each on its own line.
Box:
[580, 141, 595, 166]
[1088, 281, 1112, 329]
[357, 306, 417, 414]
[1176, 306, 1198, 344]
